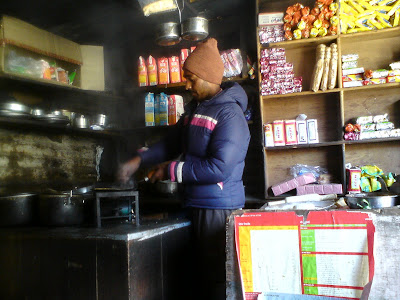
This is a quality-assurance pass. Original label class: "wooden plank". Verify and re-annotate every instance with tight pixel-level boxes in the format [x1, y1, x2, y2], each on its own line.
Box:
[265, 146, 343, 195]
[262, 93, 341, 142]
[342, 86, 400, 125]
[344, 141, 400, 175]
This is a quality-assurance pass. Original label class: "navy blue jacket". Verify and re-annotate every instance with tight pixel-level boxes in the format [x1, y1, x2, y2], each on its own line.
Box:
[139, 82, 250, 209]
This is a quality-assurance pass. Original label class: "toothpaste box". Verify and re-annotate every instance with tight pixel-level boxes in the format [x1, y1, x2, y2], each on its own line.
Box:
[145, 92, 155, 126]
[159, 92, 169, 126]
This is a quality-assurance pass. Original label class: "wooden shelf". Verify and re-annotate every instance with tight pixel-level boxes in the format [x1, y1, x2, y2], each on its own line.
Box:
[344, 137, 400, 145]
[0, 73, 125, 101]
[265, 141, 343, 150]
[0, 116, 121, 138]
[339, 27, 400, 42]
[261, 35, 338, 49]
[262, 88, 341, 100]
[341, 83, 400, 93]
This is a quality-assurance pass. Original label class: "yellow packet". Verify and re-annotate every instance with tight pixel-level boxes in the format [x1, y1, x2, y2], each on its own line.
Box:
[388, 0, 400, 16]
[349, 0, 366, 14]
[368, 18, 384, 28]
[393, 10, 400, 25]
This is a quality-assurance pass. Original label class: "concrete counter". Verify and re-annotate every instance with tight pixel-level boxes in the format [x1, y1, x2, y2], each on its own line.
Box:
[0, 219, 192, 300]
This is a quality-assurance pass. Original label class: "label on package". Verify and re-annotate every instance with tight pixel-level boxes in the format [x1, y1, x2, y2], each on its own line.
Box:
[138, 56, 148, 87]
[159, 92, 169, 125]
[258, 12, 284, 26]
[347, 168, 361, 193]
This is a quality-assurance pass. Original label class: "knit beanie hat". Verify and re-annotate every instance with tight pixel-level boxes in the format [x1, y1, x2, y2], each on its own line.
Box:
[183, 38, 224, 85]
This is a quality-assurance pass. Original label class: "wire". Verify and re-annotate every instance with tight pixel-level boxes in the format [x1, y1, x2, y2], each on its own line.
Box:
[174, 0, 184, 23]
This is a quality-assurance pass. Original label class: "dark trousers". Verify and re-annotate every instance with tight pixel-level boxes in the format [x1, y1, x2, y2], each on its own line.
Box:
[188, 208, 235, 300]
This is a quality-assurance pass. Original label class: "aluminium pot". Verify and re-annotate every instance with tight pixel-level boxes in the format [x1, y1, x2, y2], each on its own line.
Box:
[0, 193, 37, 226]
[38, 193, 85, 226]
[345, 193, 400, 209]
[181, 17, 209, 41]
[156, 22, 181, 46]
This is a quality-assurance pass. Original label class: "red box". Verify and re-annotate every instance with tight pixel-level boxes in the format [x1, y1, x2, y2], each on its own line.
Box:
[180, 49, 189, 82]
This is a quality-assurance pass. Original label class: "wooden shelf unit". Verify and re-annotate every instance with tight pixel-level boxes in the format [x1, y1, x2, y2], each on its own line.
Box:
[257, 0, 400, 198]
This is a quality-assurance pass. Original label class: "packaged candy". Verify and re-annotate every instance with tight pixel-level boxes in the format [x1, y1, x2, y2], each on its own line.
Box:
[363, 78, 387, 85]
[342, 60, 358, 69]
[342, 54, 359, 62]
[387, 75, 400, 82]
[376, 121, 394, 130]
[342, 67, 365, 75]
[373, 113, 389, 123]
[390, 61, 400, 70]
[356, 116, 373, 124]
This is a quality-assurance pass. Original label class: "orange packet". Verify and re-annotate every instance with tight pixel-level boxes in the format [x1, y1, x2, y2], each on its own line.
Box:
[147, 55, 158, 86]
[158, 57, 169, 85]
[169, 56, 181, 84]
[138, 56, 148, 86]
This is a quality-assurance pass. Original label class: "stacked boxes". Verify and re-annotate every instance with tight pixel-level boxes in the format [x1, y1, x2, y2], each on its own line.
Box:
[145, 92, 184, 127]
[260, 48, 302, 96]
[264, 117, 318, 147]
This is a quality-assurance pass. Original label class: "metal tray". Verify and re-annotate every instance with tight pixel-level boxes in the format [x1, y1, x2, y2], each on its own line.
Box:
[0, 102, 32, 114]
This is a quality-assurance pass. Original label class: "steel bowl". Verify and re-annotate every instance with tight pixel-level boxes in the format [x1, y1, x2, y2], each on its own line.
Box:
[73, 114, 89, 129]
[345, 193, 400, 209]
[0, 101, 32, 114]
[181, 17, 209, 41]
[156, 22, 181, 46]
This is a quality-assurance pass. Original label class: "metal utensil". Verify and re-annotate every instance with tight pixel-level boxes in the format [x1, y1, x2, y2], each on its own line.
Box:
[345, 193, 400, 209]
[0, 193, 37, 226]
[181, 17, 209, 41]
[156, 22, 181, 46]
[73, 114, 89, 129]
[92, 114, 107, 127]
[0, 101, 32, 114]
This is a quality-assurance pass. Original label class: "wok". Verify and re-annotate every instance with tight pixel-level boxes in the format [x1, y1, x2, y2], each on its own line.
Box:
[345, 193, 399, 209]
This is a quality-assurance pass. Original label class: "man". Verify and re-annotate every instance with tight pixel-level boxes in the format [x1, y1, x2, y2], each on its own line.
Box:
[118, 38, 250, 299]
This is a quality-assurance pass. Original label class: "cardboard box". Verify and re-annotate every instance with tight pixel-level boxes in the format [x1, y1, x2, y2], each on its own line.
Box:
[168, 95, 184, 125]
[307, 119, 319, 144]
[159, 92, 169, 126]
[296, 120, 308, 144]
[0, 15, 105, 90]
[264, 123, 274, 147]
[0, 15, 83, 87]
[145, 92, 155, 126]
[154, 94, 160, 126]
[273, 120, 285, 146]
[284, 119, 298, 145]
[79, 45, 104, 91]
[158, 57, 169, 85]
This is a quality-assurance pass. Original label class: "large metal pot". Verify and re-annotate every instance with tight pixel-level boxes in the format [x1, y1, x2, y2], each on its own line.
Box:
[155, 180, 178, 194]
[181, 17, 209, 41]
[345, 193, 400, 209]
[0, 193, 37, 226]
[38, 193, 85, 226]
[156, 22, 181, 46]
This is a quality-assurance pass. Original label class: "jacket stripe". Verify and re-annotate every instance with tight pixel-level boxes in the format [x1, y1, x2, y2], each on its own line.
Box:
[177, 162, 184, 183]
[191, 114, 218, 131]
[169, 161, 177, 182]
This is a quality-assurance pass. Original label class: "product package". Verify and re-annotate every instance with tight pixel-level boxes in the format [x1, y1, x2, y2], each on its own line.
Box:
[147, 55, 158, 86]
[169, 56, 181, 83]
[273, 120, 285, 146]
[180, 49, 190, 82]
[138, 56, 148, 87]
[307, 119, 319, 143]
[145, 92, 155, 126]
[159, 92, 169, 125]
[264, 123, 275, 147]
[168, 95, 184, 125]
[158, 57, 169, 85]
[271, 172, 317, 196]
[285, 119, 298, 145]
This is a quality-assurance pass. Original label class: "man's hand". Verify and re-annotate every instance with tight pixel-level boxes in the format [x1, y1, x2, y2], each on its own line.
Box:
[117, 156, 141, 183]
[149, 162, 169, 183]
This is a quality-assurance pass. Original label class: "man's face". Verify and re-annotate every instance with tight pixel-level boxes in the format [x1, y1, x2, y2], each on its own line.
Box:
[183, 70, 210, 101]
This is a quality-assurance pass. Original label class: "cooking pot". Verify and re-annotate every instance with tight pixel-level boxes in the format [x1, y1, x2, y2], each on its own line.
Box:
[0, 193, 37, 226]
[345, 193, 400, 209]
[155, 180, 178, 194]
[156, 22, 181, 46]
[38, 193, 85, 226]
[72, 114, 89, 129]
[181, 17, 209, 41]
